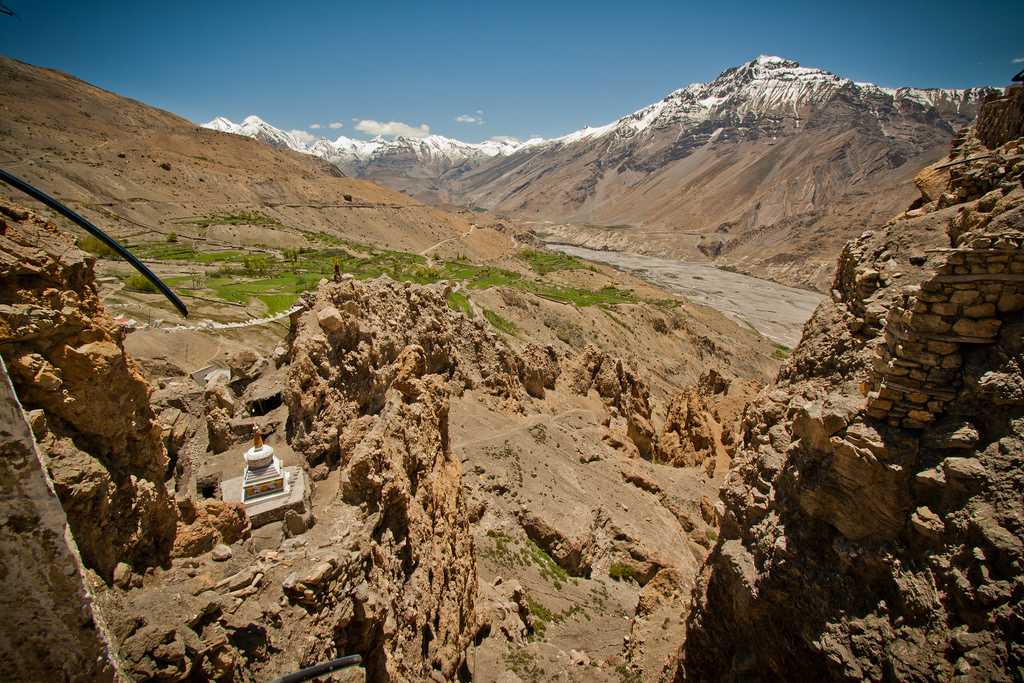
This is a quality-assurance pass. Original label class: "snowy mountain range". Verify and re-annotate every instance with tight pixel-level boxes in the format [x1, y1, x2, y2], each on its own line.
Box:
[203, 115, 532, 173]
[203, 55, 992, 179]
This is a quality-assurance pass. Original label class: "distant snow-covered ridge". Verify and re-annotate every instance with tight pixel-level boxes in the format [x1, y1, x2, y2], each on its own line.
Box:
[202, 115, 531, 170]
[202, 55, 993, 170]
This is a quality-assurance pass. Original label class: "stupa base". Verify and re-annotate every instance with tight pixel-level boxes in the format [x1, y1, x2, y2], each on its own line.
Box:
[223, 466, 307, 529]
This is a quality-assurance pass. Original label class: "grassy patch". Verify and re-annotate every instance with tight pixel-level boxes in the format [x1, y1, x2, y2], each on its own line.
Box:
[122, 273, 158, 293]
[518, 248, 593, 275]
[609, 562, 637, 583]
[481, 530, 527, 571]
[174, 210, 281, 228]
[526, 596, 555, 640]
[179, 272, 320, 314]
[483, 308, 518, 336]
[446, 290, 472, 316]
[524, 593, 588, 642]
[505, 648, 546, 682]
[526, 539, 568, 588]
[772, 344, 791, 360]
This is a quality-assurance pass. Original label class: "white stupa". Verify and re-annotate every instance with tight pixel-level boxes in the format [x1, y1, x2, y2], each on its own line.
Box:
[241, 432, 290, 502]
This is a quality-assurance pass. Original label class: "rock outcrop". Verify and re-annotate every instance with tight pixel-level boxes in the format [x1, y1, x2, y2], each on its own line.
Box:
[285, 280, 479, 680]
[0, 357, 120, 682]
[657, 391, 716, 468]
[676, 99, 1024, 680]
[0, 200, 177, 580]
[562, 344, 656, 458]
[286, 278, 526, 469]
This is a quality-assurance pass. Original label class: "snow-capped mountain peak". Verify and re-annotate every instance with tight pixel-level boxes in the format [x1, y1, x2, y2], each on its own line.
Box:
[201, 55, 993, 178]
[201, 116, 529, 171]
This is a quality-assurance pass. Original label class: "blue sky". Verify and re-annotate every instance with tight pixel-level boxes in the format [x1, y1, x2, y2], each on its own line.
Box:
[1, 0, 1019, 143]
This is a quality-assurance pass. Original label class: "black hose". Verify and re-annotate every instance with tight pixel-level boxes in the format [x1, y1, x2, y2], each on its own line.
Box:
[267, 654, 363, 683]
[0, 168, 188, 318]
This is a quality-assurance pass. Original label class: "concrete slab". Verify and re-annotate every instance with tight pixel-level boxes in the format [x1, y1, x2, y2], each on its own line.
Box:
[223, 466, 307, 529]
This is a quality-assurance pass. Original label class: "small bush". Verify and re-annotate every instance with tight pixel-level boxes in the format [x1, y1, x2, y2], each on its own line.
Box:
[242, 255, 271, 276]
[124, 273, 158, 293]
[609, 562, 637, 583]
[77, 235, 117, 259]
[166, 231, 178, 243]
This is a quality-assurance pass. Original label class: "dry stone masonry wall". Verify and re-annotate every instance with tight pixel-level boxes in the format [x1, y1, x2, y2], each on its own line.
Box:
[867, 230, 1024, 427]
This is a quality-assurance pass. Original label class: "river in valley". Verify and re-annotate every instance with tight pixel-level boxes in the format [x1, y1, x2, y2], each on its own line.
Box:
[548, 243, 823, 348]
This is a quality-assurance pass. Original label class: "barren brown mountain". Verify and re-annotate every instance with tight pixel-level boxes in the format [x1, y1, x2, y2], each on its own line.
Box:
[377, 58, 993, 291]
[0, 57, 510, 260]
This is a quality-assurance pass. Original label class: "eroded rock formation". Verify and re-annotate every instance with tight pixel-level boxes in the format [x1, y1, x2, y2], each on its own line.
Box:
[0, 201, 176, 580]
[286, 278, 526, 470]
[0, 357, 120, 682]
[285, 281, 479, 680]
[562, 343, 656, 458]
[676, 97, 1024, 680]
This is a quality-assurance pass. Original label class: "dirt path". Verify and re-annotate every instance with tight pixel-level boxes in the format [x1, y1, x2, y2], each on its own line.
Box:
[420, 224, 477, 256]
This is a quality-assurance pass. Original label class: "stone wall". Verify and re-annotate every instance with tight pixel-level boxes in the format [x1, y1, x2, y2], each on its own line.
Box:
[866, 229, 1024, 427]
[977, 87, 1024, 150]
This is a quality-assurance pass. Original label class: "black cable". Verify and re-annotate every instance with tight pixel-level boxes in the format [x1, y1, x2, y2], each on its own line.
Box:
[0, 168, 188, 317]
[267, 654, 363, 683]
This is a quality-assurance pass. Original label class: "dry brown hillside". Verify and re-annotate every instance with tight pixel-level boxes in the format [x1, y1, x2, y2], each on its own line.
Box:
[0, 56, 509, 259]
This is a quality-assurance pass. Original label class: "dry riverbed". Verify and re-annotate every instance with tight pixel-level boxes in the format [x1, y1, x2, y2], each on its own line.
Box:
[547, 243, 822, 348]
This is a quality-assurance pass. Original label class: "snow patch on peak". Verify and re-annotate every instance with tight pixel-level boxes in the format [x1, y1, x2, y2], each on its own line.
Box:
[755, 54, 790, 66]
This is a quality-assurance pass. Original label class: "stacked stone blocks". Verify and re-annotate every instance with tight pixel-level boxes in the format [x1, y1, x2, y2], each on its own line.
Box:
[867, 230, 1024, 428]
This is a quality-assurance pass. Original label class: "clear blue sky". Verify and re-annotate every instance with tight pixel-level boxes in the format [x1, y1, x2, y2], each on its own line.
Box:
[1, 0, 1019, 143]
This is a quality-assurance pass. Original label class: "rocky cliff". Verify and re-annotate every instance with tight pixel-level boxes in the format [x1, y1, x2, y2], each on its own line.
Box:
[283, 280, 482, 680]
[0, 356, 121, 682]
[676, 90, 1024, 680]
[0, 200, 177, 580]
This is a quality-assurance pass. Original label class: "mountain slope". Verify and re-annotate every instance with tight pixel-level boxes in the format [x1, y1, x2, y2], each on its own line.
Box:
[447, 56, 994, 290]
[0, 57, 510, 261]
[205, 56, 994, 291]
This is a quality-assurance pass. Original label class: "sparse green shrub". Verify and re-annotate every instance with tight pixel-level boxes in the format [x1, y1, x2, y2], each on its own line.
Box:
[483, 308, 518, 336]
[519, 248, 594, 275]
[242, 255, 270, 276]
[166, 231, 178, 243]
[124, 273, 158, 293]
[446, 290, 472, 316]
[77, 235, 117, 259]
[526, 539, 568, 588]
[609, 562, 637, 583]
[526, 596, 554, 640]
